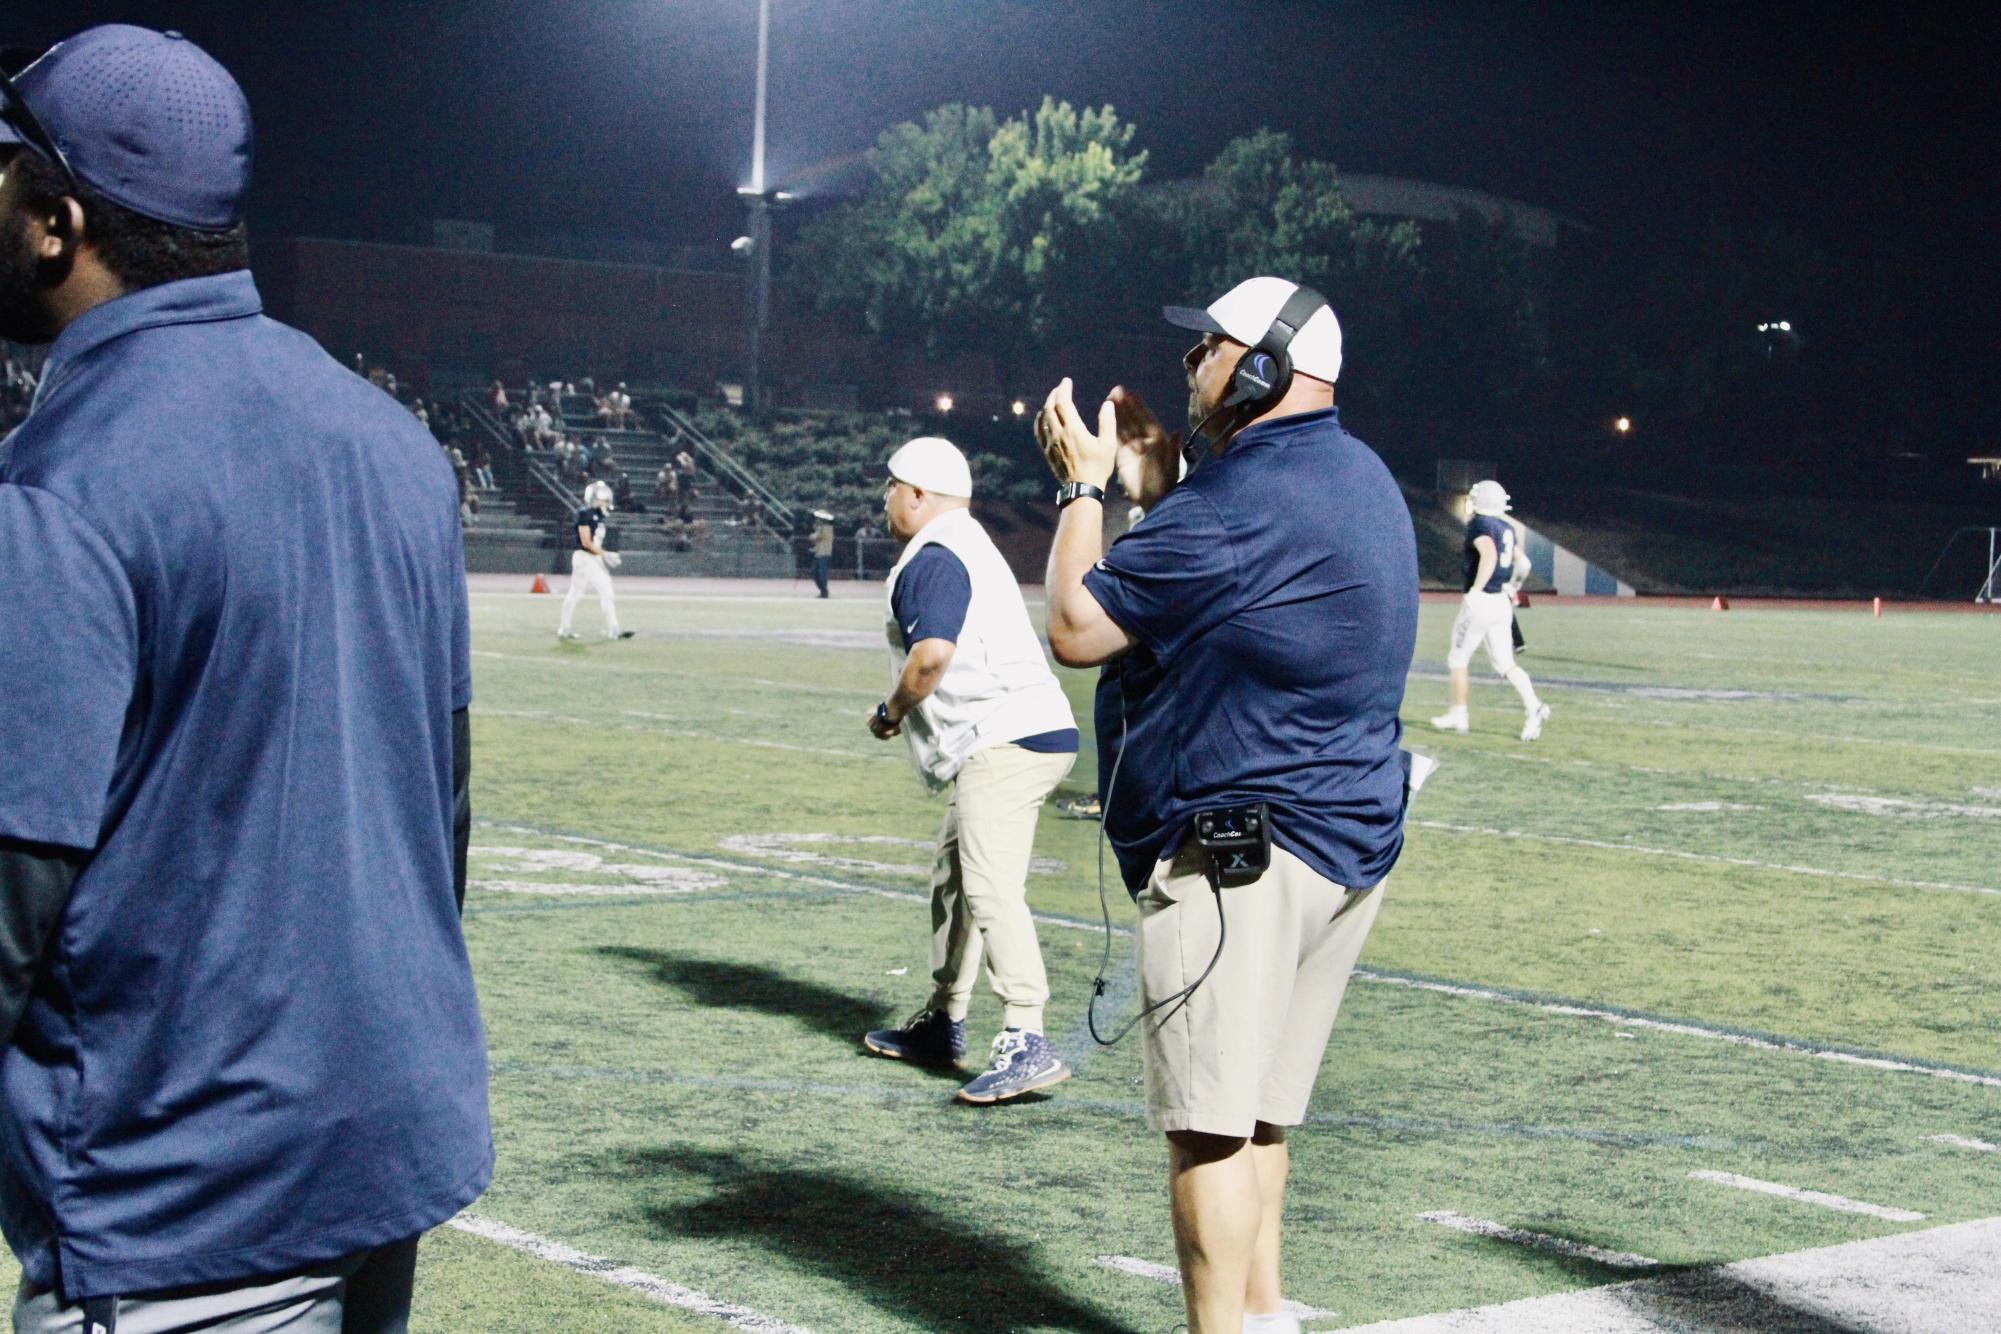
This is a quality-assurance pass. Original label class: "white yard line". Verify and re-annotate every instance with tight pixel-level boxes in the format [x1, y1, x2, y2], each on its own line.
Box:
[447, 1212, 810, 1333]
[475, 821, 1112, 934]
[1926, 1133, 2000, 1153]
[1352, 970, 2001, 1090]
[1337, 1216, 2001, 1333]
[1092, 1256, 1333, 1319]
[1687, 1170, 1925, 1222]
[472, 707, 889, 761]
[1418, 1212, 1658, 1269]
[1410, 818, 2001, 897]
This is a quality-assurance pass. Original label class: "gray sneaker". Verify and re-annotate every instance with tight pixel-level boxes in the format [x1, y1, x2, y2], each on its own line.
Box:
[956, 1028, 1070, 1104]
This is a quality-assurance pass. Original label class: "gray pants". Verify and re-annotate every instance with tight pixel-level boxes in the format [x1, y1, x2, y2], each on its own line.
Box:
[14, 1236, 418, 1334]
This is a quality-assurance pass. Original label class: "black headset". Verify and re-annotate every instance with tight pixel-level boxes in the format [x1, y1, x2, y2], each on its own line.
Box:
[1190, 283, 1331, 444]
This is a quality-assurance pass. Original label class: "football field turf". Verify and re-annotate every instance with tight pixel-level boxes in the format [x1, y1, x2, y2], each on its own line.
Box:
[29, 584, 1998, 1330]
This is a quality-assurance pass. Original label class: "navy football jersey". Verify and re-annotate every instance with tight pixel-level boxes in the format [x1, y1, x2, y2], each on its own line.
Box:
[574, 506, 606, 551]
[1463, 515, 1516, 593]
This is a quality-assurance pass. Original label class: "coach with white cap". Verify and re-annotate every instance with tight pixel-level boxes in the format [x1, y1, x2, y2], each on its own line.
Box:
[862, 437, 1081, 1104]
[0, 25, 488, 1329]
[1037, 277, 1418, 1333]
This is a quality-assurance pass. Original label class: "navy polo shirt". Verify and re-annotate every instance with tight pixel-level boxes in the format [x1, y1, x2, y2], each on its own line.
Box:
[0, 273, 491, 1297]
[894, 546, 1077, 753]
[1463, 514, 1515, 592]
[1082, 407, 1418, 895]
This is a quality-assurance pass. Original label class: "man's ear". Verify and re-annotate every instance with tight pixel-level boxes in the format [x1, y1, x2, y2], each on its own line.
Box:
[36, 197, 84, 260]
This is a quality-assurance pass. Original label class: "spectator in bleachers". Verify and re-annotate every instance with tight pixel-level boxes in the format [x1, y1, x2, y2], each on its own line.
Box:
[734, 493, 760, 528]
[593, 441, 618, 478]
[576, 439, 594, 477]
[673, 445, 697, 502]
[488, 379, 509, 413]
[654, 464, 678, 511]
[471, 443, 495, 491]
[613, 470, 638, 514]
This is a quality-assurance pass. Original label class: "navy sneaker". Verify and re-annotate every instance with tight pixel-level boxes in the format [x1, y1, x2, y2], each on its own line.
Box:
[956, 1028, 1071, 1104]
[863, 1008, 967, 1067]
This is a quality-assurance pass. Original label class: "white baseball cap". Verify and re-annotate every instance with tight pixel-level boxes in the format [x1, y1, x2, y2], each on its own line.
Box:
[1469, 480, 1511, 515]
[1163, 276, 1342, 383]
[886, 436, 973, 498]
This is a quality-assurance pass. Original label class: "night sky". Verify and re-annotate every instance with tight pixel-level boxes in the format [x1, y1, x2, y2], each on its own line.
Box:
[11, 1, 1999, 422]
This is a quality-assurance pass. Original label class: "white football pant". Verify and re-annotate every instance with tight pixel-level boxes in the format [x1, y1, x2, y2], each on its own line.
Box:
[559, 551, 619, 635]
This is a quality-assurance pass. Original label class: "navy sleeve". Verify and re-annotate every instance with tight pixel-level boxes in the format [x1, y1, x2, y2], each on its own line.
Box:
[0, 487, 138, 850]
[891, 545, 972, 646]
[1081, 484, 1239, 664]
[573, 507, 593, 528]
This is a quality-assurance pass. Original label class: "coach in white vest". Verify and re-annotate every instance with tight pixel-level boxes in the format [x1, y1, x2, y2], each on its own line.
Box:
[863, 437, 1080, 1104]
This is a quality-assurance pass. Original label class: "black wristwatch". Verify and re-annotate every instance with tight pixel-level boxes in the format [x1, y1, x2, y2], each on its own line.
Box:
[875, 700, 894, 728]
[1056, 481, 1107, 508]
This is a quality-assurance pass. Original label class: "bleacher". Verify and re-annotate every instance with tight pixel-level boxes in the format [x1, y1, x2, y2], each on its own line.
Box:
[454, 388, 796, 578]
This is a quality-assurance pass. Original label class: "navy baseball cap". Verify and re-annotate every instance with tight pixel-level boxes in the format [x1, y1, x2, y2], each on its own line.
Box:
[0, 25, 252, 231]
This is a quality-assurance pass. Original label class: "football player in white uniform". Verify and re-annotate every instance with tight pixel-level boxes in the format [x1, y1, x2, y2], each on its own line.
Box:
[558, 479, 634, 641]
[1432, 480, 1548, 740]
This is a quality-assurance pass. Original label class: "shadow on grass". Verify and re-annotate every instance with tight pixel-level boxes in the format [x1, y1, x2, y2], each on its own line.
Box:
[630, 1145, 1139, 1333]
[595, 947, 971, 1084]
[597, 947, 883, 1045]
[1444, 1228, 1873, 1333]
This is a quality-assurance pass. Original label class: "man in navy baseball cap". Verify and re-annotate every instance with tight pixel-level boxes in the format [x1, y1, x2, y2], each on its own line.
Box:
[0, 27, 491, 1331]
[0, 24, 253, 341]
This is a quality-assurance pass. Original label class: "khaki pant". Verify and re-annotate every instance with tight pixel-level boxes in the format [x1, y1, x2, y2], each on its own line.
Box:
[1138, 844, 1383, 1137]
[15, 1236, 417, 1333]
[927, 744, 1074, 1033]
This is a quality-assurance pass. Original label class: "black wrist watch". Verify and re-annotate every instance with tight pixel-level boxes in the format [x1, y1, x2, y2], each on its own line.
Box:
[875, 700, 894, 728]
[1056, 481, 1107, 508]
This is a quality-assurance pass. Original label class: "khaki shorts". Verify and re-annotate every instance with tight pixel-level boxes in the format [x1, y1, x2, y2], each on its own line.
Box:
[1137, 843, 1383, 1137]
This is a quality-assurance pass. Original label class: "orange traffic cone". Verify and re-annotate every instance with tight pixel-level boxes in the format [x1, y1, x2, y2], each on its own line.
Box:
[1711, 595, 1729, 611]
[1872, 596, 1883, 617]
[530, 574, 551, 594]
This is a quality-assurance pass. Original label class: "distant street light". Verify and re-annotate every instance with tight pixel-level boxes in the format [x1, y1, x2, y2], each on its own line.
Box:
[1614, 416, 1632, 434]
[1010, 399, 1027, 417]
[935, 393, 955, 414]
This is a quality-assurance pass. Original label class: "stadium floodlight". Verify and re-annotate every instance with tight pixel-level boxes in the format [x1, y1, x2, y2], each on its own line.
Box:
[1614, 416, 1632, 434]
[935, 394, 955, 414]
[1010, 399, 1027, 417]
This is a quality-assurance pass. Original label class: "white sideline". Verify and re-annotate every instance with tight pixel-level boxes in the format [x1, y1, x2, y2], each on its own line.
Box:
[1687, 1170, 1925, 1221]
[1418, 1212, 1658, 1269]
[1353, 970, 2001, 1090]
[1338, 1215, 2001, 1332]
[1411, 818, 2001, 897]
[447, 1212, 811, 1332]
[1926, 1133, 2000, 1153]
[1091, 1256, 1334, 1319]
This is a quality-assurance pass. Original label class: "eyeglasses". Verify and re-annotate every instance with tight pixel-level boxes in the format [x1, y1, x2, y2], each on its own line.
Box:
[0, 66, 82, 199]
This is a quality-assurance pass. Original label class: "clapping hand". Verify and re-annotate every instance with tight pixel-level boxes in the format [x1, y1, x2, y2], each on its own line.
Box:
[1035, 378, 1117, 490]
[1108, 386, 1182, 512]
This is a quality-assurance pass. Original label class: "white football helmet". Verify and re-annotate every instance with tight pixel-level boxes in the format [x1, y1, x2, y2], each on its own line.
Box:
[1469, 479, 1511, 516]
[583, 480, 614, 510]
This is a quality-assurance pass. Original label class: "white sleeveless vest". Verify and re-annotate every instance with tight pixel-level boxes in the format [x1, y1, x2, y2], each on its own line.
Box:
[885, 508, 1075, 790]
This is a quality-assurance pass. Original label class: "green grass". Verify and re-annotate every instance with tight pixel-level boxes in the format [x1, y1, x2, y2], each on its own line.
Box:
[20, 589, 1973, 1329]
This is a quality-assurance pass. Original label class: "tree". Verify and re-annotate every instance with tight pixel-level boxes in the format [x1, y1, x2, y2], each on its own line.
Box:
[794, 98, 1146, 378]
[1164, 130, 1552, 438]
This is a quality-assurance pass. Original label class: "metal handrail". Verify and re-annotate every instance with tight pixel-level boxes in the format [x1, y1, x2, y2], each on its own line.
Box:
[647, 400, 797, 536]
[460, 390, 581, 518]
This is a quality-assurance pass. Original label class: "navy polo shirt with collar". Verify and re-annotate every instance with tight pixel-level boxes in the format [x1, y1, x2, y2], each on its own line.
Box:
[1082, 407, 1418, 896]
[0, 272, 490, 1298]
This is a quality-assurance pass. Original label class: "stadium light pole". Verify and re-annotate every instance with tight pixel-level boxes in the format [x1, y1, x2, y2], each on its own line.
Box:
[741, 0, 775, 414]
